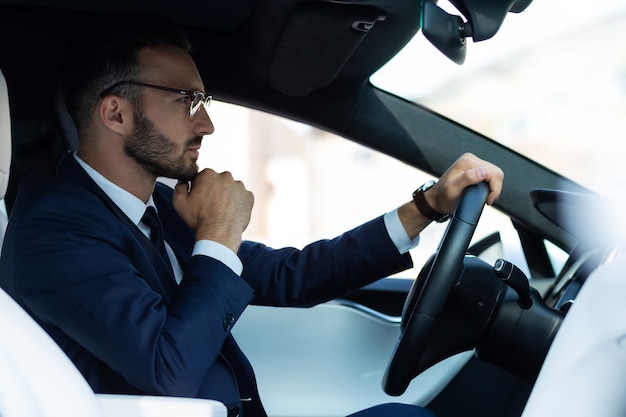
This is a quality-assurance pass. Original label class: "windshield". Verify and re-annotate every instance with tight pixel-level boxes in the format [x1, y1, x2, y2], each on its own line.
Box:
[371, 0, 626, 196]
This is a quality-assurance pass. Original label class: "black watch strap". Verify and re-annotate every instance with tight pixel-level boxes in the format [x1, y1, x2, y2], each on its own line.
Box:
[412, 180, 450, 223]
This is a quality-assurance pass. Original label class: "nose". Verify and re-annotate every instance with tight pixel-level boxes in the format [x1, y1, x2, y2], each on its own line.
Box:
[193, 106, 215, 136]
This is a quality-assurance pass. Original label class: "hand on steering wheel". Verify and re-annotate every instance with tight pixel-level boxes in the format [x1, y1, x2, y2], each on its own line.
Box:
[383, 182, 490, 396]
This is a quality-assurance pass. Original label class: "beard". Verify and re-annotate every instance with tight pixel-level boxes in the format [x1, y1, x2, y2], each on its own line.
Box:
[124, 108, 202, 181]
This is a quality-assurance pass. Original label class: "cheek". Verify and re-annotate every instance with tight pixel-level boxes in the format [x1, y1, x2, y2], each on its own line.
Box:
[140, 104, 192, 148]
[154, 120, 189, 147]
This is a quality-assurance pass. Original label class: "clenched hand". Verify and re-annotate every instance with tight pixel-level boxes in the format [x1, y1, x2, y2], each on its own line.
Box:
[173, 168, 254, 253]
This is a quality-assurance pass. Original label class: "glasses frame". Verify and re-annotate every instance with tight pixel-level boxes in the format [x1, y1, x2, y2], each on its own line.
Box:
[98, 81, 212, 118]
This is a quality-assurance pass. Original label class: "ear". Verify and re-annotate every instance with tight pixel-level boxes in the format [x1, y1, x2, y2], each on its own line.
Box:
[98, 96, 134, 136]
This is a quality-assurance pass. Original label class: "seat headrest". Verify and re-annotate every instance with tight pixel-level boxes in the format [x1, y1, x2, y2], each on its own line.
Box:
[0, 70, 11, 200]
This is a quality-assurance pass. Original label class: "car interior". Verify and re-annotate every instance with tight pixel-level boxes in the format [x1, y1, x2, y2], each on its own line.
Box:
[0, 1, 622, 417]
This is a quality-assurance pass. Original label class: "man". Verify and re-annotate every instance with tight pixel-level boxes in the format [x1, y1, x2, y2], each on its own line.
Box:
[0, 15, 503, 417]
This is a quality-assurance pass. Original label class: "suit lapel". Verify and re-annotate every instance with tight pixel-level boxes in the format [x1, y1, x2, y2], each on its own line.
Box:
[56, 153, 178, 301]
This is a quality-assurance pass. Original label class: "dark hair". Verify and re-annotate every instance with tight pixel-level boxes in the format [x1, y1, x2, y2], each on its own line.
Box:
[60, 13, 192, 139]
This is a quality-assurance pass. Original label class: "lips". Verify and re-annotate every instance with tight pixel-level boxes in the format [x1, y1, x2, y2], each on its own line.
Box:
[186, 142, 201, 152]
[187, 147, 200, 157]
[186, 136, 203, 154]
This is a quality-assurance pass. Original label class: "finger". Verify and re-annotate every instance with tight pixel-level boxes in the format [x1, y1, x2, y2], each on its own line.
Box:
[463, 165, 503, 205]
[190, 168, 206, 186]
[173, 181, 190, 205]
[174, 180, 189, 193]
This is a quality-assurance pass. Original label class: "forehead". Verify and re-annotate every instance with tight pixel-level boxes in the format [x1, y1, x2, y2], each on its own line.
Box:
[137, 46, 204, 90]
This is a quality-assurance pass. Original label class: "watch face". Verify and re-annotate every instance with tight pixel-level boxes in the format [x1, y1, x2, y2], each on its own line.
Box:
[420, 179, 436, 191]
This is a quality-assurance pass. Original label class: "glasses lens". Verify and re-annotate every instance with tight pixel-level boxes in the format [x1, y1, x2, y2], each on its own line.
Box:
[189, 93, 203, 117]
[189, 92, 212, 118]
[202, 95, 212, 114]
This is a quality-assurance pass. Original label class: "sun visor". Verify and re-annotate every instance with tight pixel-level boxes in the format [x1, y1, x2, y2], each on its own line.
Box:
[269, 3, 386, 97]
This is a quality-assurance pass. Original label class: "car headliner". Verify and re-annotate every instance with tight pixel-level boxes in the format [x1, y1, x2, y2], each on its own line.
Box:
[0, 0, 589, 252]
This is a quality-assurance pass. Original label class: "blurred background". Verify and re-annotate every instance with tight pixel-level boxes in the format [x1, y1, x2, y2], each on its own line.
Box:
[198, 0, 626, 276]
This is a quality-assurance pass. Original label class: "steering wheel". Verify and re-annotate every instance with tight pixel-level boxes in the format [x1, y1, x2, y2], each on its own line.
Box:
[383, 182, 490, 396]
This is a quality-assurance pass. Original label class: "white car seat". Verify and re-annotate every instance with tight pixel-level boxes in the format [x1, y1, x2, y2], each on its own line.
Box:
[0, 68, 10, 242]
[0, 69, 226, 417]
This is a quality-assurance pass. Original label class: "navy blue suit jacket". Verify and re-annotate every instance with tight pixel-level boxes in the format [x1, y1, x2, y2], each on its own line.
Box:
[0, 153, 412, 416]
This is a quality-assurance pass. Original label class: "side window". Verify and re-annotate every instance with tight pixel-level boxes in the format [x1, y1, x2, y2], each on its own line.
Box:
[201, 101, 523, 278]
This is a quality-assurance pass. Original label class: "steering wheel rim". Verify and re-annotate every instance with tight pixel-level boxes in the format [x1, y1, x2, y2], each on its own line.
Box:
[383, 182, 490, 396]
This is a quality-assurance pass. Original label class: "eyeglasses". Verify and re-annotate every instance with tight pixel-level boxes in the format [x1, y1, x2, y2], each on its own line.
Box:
[98, 81, 212, 118]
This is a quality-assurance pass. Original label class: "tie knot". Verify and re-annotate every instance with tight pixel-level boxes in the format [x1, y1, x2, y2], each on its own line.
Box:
[142, 206, 160, 228]
[142, 206, 163, 245]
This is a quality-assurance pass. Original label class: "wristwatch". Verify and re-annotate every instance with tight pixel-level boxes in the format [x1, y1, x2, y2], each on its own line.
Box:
[412, 180, 450, 222]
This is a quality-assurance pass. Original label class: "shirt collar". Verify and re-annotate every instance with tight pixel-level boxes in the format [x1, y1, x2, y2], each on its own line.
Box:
[73, 153, 154, 227]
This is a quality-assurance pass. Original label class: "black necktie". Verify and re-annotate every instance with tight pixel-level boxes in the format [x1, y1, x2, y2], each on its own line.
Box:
[141, 206, 174, 276]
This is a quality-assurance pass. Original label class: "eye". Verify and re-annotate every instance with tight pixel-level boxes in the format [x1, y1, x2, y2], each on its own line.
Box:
[178, 95, 192, 104]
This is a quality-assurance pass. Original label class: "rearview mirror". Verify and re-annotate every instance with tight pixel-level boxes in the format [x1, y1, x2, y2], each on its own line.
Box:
[421, 0, 533, 64]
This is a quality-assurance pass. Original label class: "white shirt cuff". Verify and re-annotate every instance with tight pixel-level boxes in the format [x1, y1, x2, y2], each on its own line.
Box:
[384, 209, 420, 254]
[192, 240, 243, 276]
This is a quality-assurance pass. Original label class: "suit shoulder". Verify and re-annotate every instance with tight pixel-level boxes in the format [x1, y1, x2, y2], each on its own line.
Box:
[15, 172, 104, 214]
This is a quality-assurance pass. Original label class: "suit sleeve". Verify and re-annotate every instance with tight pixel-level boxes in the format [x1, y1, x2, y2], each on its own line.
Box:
[9, 184, 254, 397]
[239, 215, 413, 307]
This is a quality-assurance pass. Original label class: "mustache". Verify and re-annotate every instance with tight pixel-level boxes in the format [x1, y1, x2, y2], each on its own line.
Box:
[186, 136, 203, 148]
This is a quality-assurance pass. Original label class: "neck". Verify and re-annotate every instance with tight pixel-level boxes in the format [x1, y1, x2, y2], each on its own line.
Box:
[77, 146, 156, 203]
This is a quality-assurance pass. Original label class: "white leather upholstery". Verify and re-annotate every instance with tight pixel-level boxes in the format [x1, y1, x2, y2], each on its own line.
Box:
[0, 68, 226, 417]
[0, 288, 106, 417]
[0, 69, 9, 201]
[0, 69, 10, 243]
[96, 395, 228, 417]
